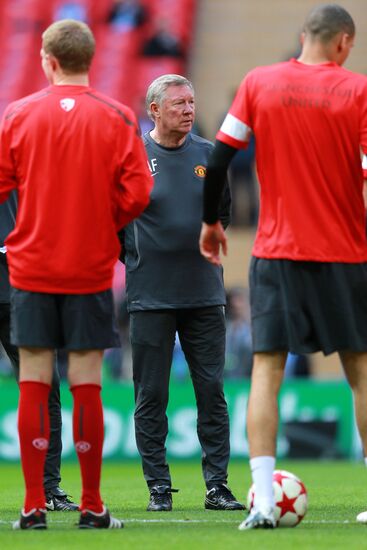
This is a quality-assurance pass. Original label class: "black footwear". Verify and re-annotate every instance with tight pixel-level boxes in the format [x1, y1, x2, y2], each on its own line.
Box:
[78, 506, 123, 529]
[147, 485, 179, 511]
[205, 484, 245, 510]
[45, 487, 79, 511]
[13, 508, 47, 530]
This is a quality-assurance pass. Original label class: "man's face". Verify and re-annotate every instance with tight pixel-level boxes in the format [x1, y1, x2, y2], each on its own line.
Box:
[156, 85, 195, 137]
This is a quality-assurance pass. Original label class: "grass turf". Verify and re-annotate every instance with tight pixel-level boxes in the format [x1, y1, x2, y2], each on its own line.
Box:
[0, 460, 367, 549]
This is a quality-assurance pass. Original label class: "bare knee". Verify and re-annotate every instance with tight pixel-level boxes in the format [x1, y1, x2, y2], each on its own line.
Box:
[68, 349, 103, 386]
[339, 351, 367, 390]
[251, 352, 287, 393]
[19, 347, 54, 384]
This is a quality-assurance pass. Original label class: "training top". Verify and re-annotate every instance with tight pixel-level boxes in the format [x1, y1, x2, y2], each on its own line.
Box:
[0, 85, 153, 293]
[122, 132, 231, 311]
[217, 59, 367, 262]
[0, 191, 17, 302]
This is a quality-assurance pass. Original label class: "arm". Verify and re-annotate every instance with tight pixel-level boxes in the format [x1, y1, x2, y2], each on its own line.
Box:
[114, 113, 153, 230]
[200, 141, 237, 264]
[117, 228, 125, 263]
[218, 175, 231, 230]
[0, 113, 17, 204]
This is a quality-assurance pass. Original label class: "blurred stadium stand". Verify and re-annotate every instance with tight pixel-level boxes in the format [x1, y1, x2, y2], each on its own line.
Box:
[0, 0, 197, 114]
[0, 0, 365, 380]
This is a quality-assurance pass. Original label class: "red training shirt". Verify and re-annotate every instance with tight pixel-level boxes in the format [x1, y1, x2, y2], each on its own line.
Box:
[0, 85, 153, 293]
[217, 59, 367, 262]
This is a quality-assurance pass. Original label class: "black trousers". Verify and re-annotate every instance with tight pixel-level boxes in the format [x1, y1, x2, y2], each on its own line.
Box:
[0, 303, 62, 491]
[130, 306, 230, 489]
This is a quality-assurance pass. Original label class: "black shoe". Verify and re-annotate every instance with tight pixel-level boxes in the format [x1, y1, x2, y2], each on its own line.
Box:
[205, 484, 245, 510]
[147, 485, 179, 511]
[78, 506, 123, 529]
[13, 508, 47, 530]
[45, 487, 79, 511]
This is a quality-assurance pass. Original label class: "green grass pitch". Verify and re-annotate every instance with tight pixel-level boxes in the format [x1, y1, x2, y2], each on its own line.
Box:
[0, 460, 367, 549]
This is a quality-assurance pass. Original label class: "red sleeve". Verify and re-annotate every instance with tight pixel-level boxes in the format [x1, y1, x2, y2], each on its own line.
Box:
[114, 108, 153, 230]
[359, 78, 367, 179]
[0, 107, 18, 204]
[216, 75, 253, 149]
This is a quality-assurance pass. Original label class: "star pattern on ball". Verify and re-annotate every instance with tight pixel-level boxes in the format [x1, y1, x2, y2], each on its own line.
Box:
[276, 483, 299, 518]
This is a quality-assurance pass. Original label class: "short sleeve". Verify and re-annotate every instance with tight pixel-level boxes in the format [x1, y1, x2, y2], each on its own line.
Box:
[216, 75, 253, 149]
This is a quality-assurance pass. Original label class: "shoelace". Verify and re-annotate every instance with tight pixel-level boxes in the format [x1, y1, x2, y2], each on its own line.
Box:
[215, 484, 236, 499]
[151, 487, 179, 503]
[60, 495, 74, 503]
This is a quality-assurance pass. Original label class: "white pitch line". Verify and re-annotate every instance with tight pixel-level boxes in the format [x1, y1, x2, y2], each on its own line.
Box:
[0, 518, 357, 525]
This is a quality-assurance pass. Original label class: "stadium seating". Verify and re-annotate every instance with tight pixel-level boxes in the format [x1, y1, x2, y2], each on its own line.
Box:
[141, 0, 196, 44]
[0, 0, 197, 114]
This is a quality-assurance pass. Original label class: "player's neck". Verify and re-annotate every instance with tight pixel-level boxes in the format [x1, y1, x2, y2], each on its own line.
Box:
[52, 72, 89, 86]
[297, 42, 335, 65]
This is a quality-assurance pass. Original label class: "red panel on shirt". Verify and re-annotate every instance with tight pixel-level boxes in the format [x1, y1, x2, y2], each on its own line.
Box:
[0, 85, 153, 293]
[217, 60, 367, 262]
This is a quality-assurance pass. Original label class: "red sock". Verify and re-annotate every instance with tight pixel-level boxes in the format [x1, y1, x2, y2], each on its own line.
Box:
[18, 381, 50, 512]
[71, 384, 104, 512]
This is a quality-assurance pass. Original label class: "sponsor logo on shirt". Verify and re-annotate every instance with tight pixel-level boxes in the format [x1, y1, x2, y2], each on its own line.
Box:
[60, 98, 76, 112]
[194, 165, 206, 178]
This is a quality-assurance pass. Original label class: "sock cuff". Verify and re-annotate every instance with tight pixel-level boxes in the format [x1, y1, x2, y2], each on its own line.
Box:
[250, 456, 276, 471]
[19, 380, 51, 390]
[70, 383, 102, 393]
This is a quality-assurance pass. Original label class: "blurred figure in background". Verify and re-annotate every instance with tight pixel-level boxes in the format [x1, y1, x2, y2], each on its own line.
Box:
[107, 0, 147, 31]
[225, 287, 252, 378]
[53, 2, 88, 22]
[228, 134, 257, 226]
[284, 353, 311, 378]
[142, 18, 184, 58]
[218, 91, 257, 226]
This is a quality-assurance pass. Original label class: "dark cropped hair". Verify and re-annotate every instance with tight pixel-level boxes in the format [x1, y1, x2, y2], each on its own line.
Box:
[303, 4, 355, 43]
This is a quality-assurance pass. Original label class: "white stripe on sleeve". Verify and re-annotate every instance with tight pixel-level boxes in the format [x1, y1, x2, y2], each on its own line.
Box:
[220, 113, 252, 143]
[362, 154, 367, 170]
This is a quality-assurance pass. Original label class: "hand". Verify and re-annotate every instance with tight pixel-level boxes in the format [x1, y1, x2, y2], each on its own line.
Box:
[199, 221, 227, 265]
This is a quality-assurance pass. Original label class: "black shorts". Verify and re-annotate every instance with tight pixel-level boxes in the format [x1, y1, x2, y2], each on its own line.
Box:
[249, 257, 367, 355]
[10, 288, 121, 350]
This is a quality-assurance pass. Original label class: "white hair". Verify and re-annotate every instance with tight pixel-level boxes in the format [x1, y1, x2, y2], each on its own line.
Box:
[145, 74, 194, 121]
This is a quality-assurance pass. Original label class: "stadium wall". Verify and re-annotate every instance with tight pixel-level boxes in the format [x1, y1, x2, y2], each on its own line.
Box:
[0, 380, 360, 462]
[191, 0, 367, 140]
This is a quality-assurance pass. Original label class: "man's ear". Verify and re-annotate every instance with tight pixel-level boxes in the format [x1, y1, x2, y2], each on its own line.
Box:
[337, 32, 350, 52]
[45, 54, 60, 72]
[150, 102, 160, 119]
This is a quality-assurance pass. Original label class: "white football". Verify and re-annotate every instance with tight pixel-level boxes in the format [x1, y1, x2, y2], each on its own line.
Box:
[247, 469, 308, 527]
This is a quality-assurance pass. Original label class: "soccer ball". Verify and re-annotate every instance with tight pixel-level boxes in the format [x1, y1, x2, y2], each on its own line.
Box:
[247, 469, 308, 527]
